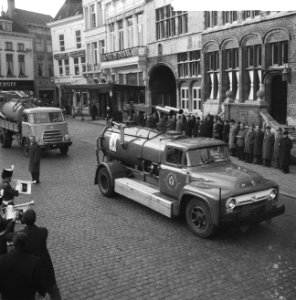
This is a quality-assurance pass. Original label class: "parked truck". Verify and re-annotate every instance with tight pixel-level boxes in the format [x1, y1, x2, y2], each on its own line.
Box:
[94, 122, 285, 238]
[0, 99, 72, 155]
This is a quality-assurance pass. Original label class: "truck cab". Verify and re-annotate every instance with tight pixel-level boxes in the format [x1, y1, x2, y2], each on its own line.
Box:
[21, 107, 72, 155]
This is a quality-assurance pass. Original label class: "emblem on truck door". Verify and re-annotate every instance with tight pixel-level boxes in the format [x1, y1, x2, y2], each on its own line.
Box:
[166, 173, 179, 191]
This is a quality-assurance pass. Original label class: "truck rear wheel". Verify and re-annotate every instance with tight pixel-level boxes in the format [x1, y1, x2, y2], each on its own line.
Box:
[98, 167, 114, 197]
[0, 129, 12, 148]
[185, 198, 216, 238]
[59, 145, 69, 155]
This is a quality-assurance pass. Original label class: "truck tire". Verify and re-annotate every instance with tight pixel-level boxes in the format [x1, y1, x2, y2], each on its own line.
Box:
[98, 167, 114, 197]
[23, 138, 30, 157]
[185, 198, 216, 238]
[0, 130, 12, 148]
[59, 145, 69, 155]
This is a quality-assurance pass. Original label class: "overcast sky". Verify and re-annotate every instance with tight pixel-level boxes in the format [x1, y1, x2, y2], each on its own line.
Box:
[1, 0, 65, 18]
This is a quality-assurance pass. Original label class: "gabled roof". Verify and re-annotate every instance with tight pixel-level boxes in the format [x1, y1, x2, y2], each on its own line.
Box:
[54, 0, 82, 21]
[9, 8, 53, 33]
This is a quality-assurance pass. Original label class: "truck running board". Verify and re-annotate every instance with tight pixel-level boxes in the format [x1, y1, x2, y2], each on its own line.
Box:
[114, 178, 175, 218]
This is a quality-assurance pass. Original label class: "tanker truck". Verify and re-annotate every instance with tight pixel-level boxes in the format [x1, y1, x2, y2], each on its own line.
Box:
[0, 99, 72, 155]
[94, 122, 285, 238]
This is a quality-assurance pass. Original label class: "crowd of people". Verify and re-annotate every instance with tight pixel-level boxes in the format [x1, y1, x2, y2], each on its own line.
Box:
[124, 109, 293, 174]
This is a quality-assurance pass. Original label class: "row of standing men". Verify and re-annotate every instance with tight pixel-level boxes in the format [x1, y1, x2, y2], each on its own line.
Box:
[143, 110, 293, 174]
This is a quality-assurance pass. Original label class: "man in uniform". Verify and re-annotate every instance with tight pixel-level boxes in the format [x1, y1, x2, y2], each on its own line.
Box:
[278, 130, 293, 174]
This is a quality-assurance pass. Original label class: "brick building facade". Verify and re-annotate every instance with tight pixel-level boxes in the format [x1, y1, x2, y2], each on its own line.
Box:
[202, 11, 296, 126]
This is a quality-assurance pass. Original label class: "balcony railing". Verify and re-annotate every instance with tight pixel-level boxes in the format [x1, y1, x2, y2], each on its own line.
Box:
[100, 46, 147, 62]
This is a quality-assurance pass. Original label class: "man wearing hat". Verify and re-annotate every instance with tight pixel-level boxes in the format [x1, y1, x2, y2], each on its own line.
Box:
[262, 125, 275, 167]
[278, 130, 293, 174]
[21, 209, 61, 300]
[0, 165, 19, 203]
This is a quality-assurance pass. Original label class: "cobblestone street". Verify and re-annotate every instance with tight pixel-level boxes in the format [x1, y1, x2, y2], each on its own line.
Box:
[1, 117, 296, 300]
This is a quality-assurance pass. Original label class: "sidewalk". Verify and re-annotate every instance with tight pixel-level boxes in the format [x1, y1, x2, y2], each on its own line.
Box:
[81, 117, 295, 199]
[231, 156, 296, 198]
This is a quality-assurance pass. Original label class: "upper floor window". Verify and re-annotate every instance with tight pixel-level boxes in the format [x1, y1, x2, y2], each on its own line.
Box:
[6, 54, 14, 76]
[117, 20, 124, 50]
[137, 13, 144, 46]
[225, 48, 239, 69]
[48, 64, 53, 77]
[208, 51, 219, 71]
[245, 45, 262, 68]
[17, 43, 25, 51]
[35, 39, 43, 52]
[5, 42, 13, 51]
[156, 5, 187, 40]
[126, 17, 133, 48]
[58, 59, 63, 76]
[46, 38, 52, 52]
[109, 23, 116, 52]
[97, 1, 103, 27]
[0, 21, 12, 31]
[99, 40, 105, 55]
[205, 11, 218, 29]
[76, 30, 81, 49]
[90, 4, 96, 28]
[59, 34, 65, 51]
[243, 11, 260, 20]
[177, 50, 201, 78]
[268, 41, 288, 66]
[18, 55, 26, 77]
[74, 57, 80, 75]
[222, 11, 238, 24]
[64, 58, 69, 76]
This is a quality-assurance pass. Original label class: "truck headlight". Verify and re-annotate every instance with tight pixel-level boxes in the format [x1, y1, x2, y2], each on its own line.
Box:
[269, 188, 277, 200]
[226, 198, 236, 209]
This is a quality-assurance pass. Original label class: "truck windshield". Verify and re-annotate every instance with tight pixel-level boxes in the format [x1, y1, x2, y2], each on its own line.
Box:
[186, 146, 230, 167]
[30, 112, 64, 124]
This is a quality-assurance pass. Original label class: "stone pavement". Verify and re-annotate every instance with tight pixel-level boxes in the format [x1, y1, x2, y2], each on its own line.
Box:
[85, 116, 296, 199]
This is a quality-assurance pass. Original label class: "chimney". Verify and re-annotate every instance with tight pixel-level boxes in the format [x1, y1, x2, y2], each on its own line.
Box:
[7, 0, 15, 18]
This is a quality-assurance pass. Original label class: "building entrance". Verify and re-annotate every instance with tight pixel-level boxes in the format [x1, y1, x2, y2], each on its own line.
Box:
[149, 65, 176, 107]
[270, 75, 287, 124]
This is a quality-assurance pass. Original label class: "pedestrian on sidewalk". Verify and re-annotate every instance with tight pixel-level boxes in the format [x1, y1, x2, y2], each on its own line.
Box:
[21, 209, 62, 300]
[29, 136, 41, 184]
[278, 130, 293, 174]
[262, 126, 275, 167]
[253, 125, 264, 165]
[0, 232, 46, 300]
[274, 127, 283, 168]
[236, 123, 247, 160]
[244, 124, 256, 163]
[229, 120, 239, 157]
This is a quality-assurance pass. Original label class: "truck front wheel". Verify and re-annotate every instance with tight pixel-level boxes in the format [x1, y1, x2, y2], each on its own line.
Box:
[185, 198, 216, 238]
[59, 145, 69, 155]
[98, 167, 114, 197]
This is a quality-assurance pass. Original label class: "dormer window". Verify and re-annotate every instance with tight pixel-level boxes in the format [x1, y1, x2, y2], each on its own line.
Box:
[0, 20, 12, 32]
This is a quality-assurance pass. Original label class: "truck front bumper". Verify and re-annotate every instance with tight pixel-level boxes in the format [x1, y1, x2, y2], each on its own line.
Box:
[40, 141, 72, 150]
[220, 204, 285, 226]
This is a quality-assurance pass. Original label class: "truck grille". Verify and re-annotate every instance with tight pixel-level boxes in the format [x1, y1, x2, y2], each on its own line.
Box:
[43, 130, 63, 144]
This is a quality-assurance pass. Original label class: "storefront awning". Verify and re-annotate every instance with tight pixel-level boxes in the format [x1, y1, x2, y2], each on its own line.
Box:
[63, 83, 145, 93]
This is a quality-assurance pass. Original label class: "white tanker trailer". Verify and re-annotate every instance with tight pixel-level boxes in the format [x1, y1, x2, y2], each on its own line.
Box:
[0, 99, 72, 155]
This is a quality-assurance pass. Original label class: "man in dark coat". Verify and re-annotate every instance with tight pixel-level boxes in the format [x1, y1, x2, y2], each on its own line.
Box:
[200, 114, 213, 138]
[0, 232, 46, 300]
[222, 120, 230, 144]
[0, 166, 19, 202]
[228, 120, 239, 157]
[262, 126, 275, 167]
[244, 124, 256, 163]
[253, 125, 264, 165]
[274, 127, 283, 168]
[278, 130, 293, 174]
[236, 123, 247, 161]
[28, 136, 41, 183]
[21, 209, 62, 300]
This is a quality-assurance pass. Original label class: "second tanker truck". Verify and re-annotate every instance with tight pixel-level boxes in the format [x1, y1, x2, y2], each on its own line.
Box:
[0, 99, 72, 155]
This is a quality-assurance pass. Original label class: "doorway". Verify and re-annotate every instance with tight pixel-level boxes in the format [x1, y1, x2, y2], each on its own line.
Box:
[270, 75, 287, 124]
[149, 65, 176, 107]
